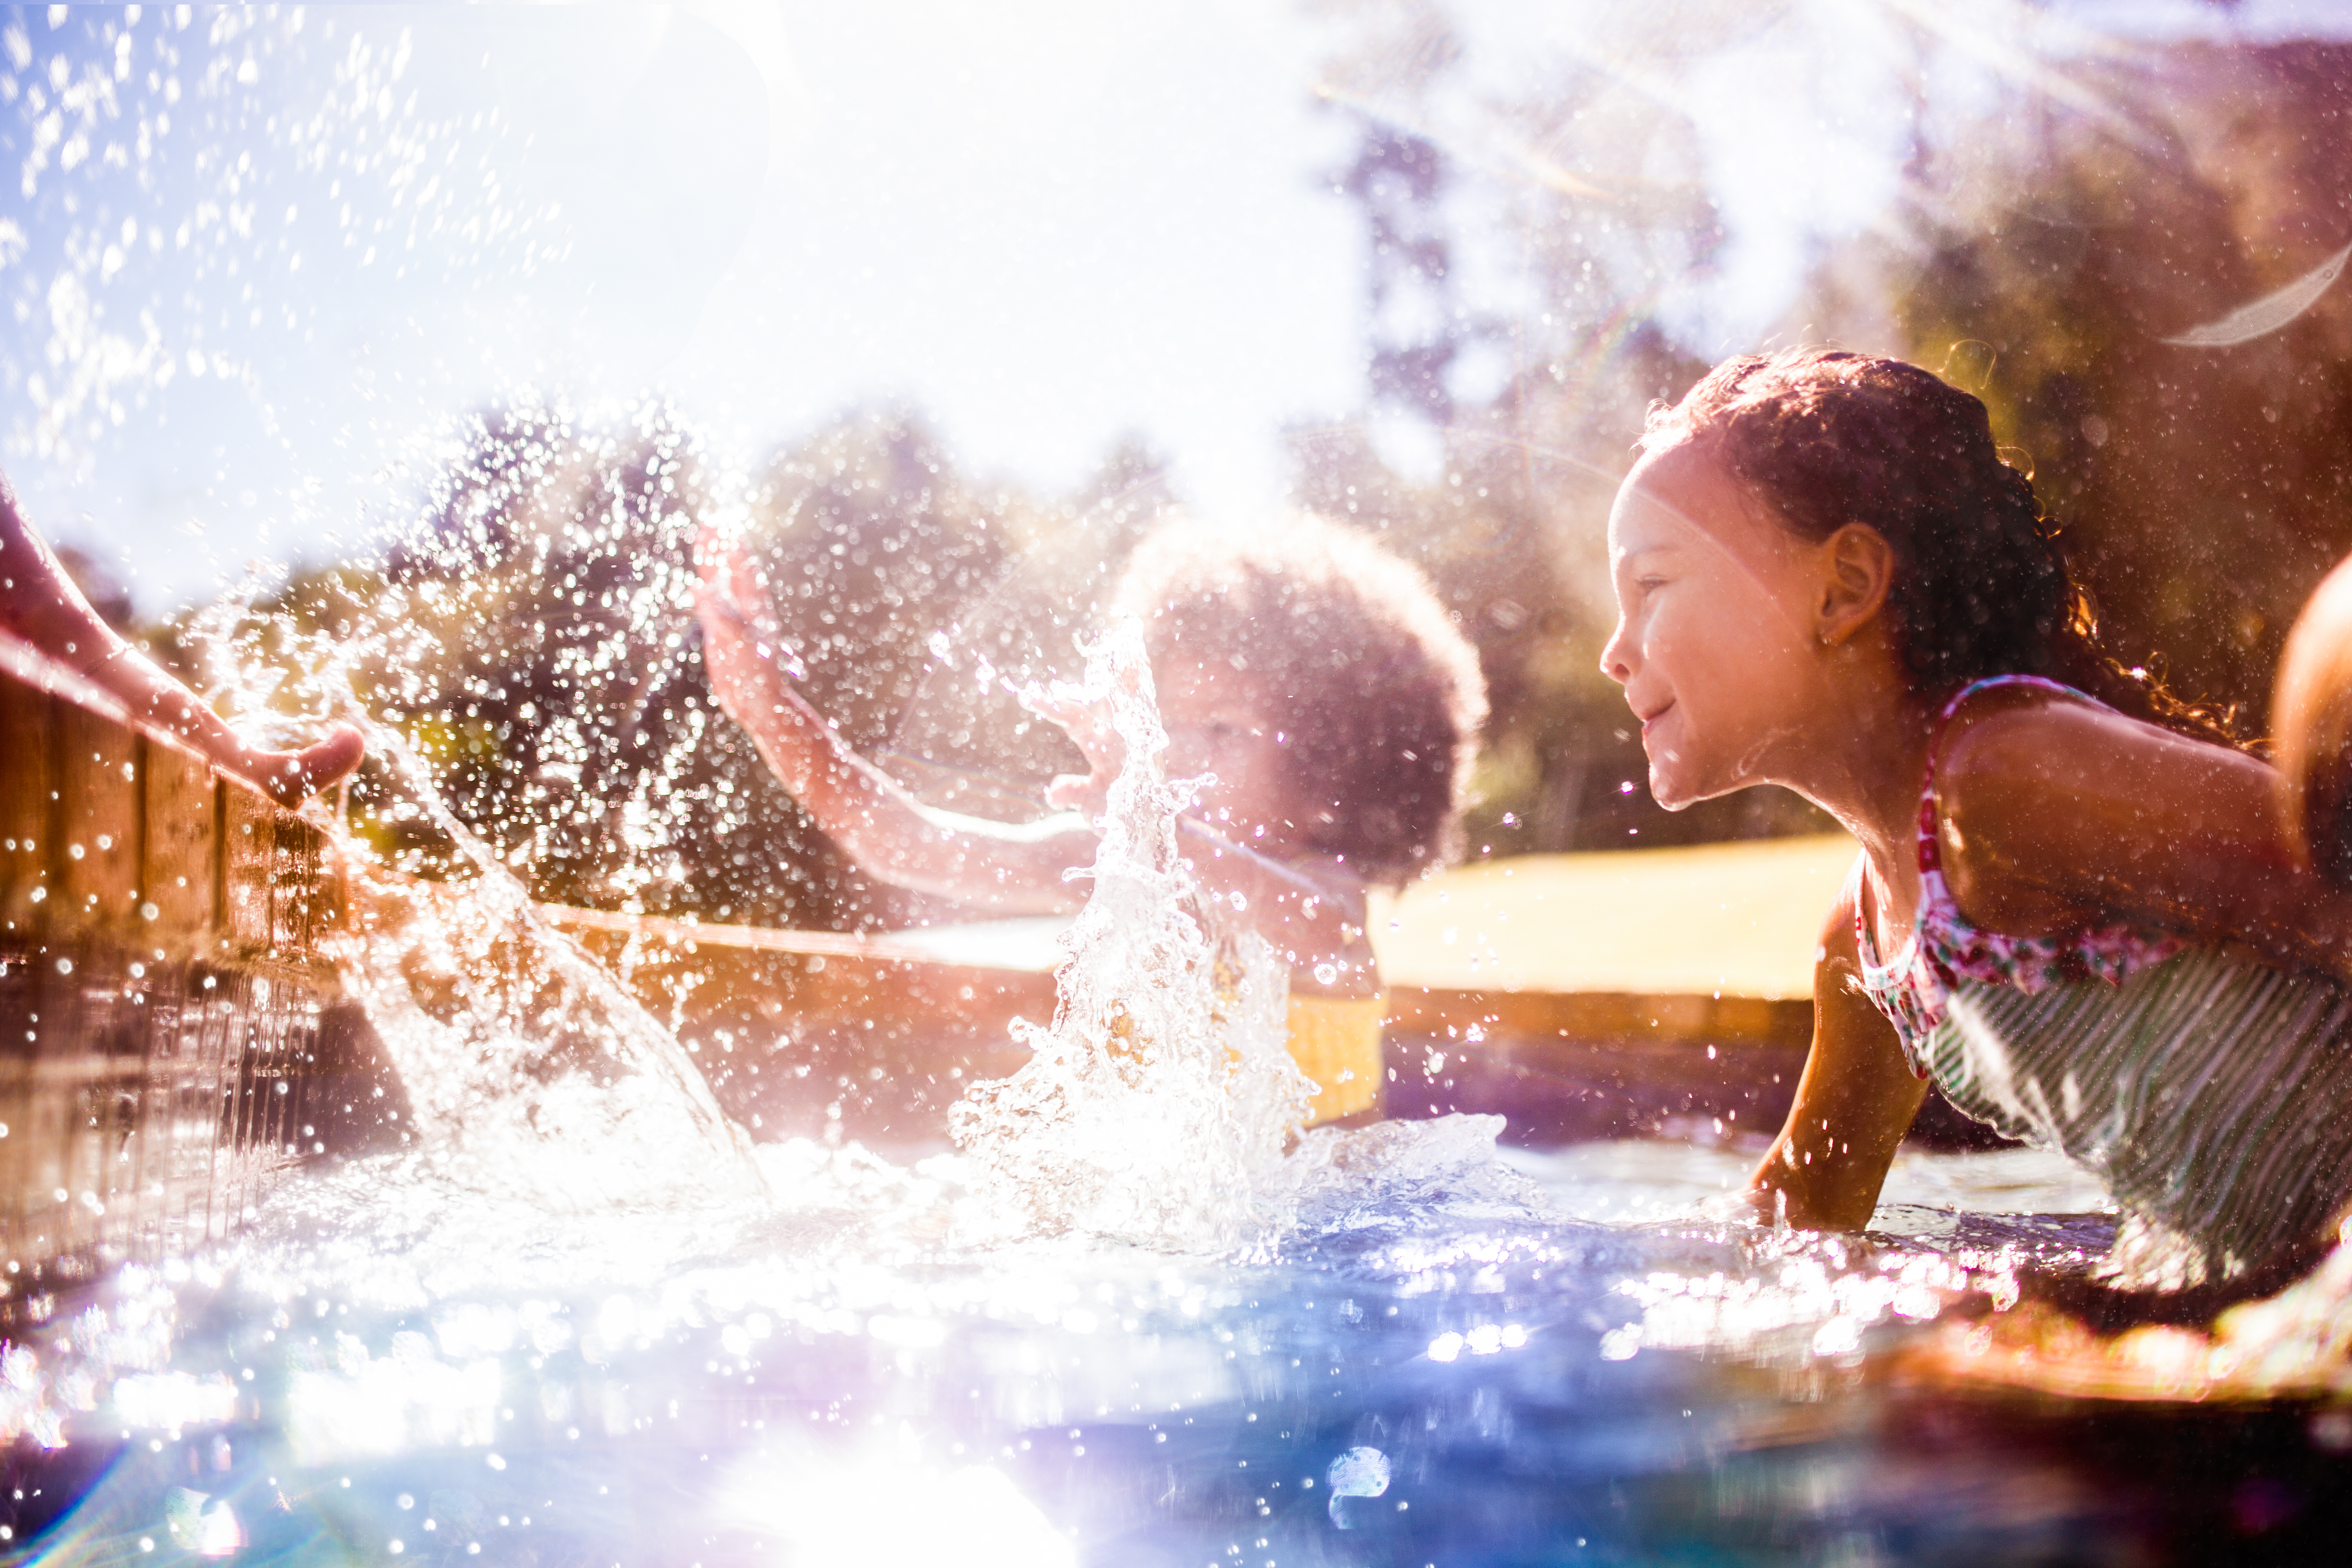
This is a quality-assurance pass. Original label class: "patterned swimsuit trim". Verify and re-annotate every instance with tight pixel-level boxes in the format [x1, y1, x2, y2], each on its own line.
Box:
[1851, 673, 2187, 1077]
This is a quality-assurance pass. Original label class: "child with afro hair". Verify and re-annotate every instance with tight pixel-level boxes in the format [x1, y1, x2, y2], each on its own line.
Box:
[699, 509, 1487, 1127]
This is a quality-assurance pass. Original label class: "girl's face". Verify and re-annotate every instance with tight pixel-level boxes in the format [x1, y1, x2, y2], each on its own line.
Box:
[1154, 657, 1298, 852]
[1599, 439, 1826, 809]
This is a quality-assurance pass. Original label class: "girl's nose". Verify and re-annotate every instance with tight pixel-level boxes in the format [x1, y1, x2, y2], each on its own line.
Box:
[1599, 617, 1634, 684]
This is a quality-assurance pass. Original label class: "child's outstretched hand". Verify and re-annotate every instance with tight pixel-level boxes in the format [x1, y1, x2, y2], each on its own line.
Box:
[114, 682, 365, 808]
[1032, 685, 1124, 818]
[1028, 651, 1173, 822]
[239, 723, 368, 808]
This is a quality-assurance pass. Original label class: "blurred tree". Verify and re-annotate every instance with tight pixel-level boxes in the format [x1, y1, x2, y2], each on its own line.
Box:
[1346, 119, 1465, 429]
[242, 402, 874, 929]
[1306, 4, 1830, 852]
[1825, 40, 2352, 731]
[737, 410, 1116, 824]
[741, 413, 1010, 756]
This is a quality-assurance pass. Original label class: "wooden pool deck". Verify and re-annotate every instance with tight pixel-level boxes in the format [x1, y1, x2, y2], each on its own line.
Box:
[0, 631, 400, 1284]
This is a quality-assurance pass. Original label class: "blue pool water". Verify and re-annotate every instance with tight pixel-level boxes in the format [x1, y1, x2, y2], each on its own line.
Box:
[10, 1112, 2346, 1568]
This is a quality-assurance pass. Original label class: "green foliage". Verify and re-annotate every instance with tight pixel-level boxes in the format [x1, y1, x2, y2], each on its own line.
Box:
[1846, 41, 2352, 729]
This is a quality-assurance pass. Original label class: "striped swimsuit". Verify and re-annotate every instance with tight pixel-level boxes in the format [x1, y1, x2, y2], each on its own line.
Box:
[1853, 676, 2352, 1290]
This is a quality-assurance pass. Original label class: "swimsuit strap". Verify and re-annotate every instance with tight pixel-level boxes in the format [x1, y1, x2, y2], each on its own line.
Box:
[1852, 673, 2184, 1076]
[1917, 674, 2092, 882]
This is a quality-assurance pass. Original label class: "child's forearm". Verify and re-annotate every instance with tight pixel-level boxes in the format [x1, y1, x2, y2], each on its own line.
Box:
[1, 474, 124, 667]
[0, 478, 257, 764]
[3, 474, 364, 805]
[81, 643, 273, 775]
[1747, 913, 1926, 1229]
[721, 656, 1090, 912]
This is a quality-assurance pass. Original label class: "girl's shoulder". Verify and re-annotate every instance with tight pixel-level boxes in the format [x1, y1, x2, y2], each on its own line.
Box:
[1926, 675, 2280, 940]
[1933, 679, 2234, 812]
[1931, 692, 2167, 886]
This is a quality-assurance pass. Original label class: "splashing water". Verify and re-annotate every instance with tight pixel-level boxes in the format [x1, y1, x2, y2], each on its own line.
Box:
[330, 720, 768, 1215]
[949, 619, 1316, 1250]
[154, 411, 1343, 1256]
[156, 433, 773, 1216]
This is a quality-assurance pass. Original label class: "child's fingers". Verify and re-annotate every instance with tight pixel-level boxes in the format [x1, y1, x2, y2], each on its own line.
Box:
[694, 517, 726, 584]
[692, 522, 775, 625]
[1026, 689, 1117, 748]
[299, 724, 367, 791]
[254, 723, 367, 808]
[1044, 770, 1111, 813]
[694, 516, 755, 586]
[723, 550, 771, 621]
[695, 575, 757, 634]
[694, 547, 771, 630]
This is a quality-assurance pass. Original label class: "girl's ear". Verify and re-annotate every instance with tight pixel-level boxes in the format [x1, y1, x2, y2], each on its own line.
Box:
[1817, 523, 1894, 647]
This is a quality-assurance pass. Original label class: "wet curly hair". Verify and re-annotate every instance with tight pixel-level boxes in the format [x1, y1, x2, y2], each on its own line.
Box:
[1114, 513, 1488, 882]
[1639, 347, 2234, 743]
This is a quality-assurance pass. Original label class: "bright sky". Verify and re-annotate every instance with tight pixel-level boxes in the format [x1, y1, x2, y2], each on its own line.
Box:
[0, 2, 1363, 609]
[2, 0, 2342, 612]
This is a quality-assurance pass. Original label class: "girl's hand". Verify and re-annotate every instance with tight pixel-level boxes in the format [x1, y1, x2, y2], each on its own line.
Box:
[1028, 684, 1129, 818]
[1749, 877, 1928, 1231]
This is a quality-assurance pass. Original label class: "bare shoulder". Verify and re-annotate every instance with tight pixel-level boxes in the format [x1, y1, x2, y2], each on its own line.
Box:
[1931, 688, 2281, 923]
[1937, 691, 2262, 821]
[1944, 688, 2182, 771]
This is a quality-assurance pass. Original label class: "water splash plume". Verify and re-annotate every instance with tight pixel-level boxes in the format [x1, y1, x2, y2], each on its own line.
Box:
[331, 720, 768, 1212]
[948, 619, 1314, 1249]
[155, 450, 771, 1214]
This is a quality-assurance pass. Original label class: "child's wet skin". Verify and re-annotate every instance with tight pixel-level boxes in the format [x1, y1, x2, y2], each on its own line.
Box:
[0, 467, 363, 806]
[1598, 437, 1939, 959]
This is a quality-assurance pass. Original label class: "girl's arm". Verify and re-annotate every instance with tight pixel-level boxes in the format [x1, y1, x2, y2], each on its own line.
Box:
[696, 557, 1094, 915]
[1934, 699, 2352, 982]
[0, 472, 363, 807]
[1750, 880, 1929, 1228]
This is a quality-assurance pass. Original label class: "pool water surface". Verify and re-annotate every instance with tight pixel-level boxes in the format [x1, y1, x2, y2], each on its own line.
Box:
[7, 1116, 2346, 1568]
